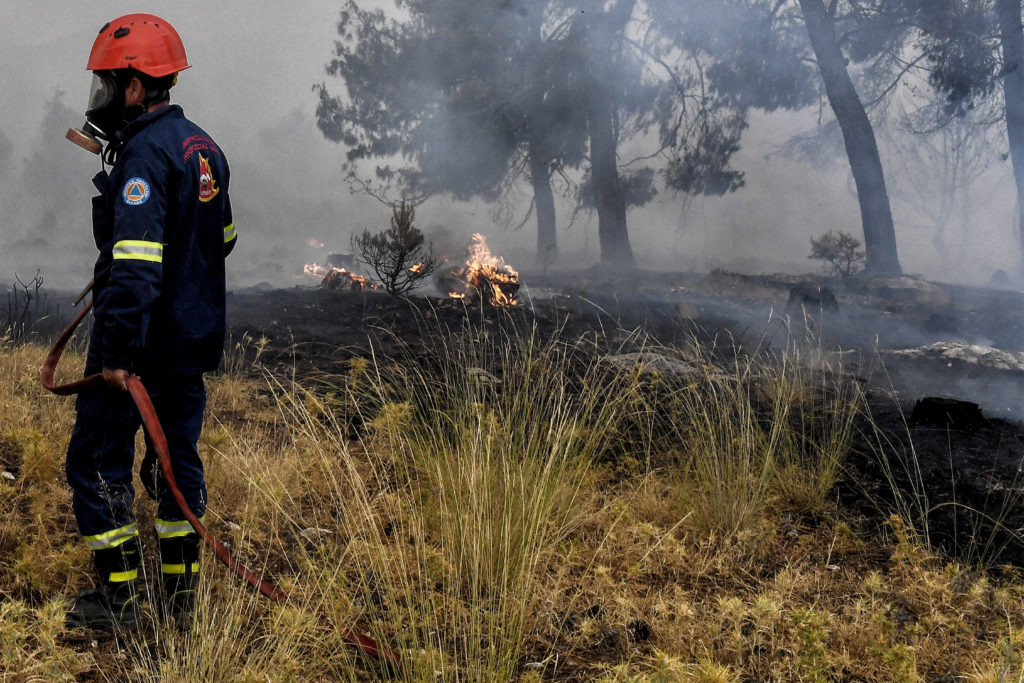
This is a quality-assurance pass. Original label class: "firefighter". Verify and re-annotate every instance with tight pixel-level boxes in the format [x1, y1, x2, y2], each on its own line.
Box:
[64, 13, 237, 631]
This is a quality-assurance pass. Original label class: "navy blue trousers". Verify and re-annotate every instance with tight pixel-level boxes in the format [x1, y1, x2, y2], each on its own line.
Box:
[65, 371, 207, 550]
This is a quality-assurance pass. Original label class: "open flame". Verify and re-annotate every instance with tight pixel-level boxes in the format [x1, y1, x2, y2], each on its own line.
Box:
[303, 263, 376, 291]
[447, 233, 519, 306]
[302, 234, 518, 304]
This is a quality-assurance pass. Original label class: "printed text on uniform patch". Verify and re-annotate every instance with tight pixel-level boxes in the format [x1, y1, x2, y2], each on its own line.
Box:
[198, 154, 219, 202]
[122, 178, 151, 206]
[182, 134, 219, 162]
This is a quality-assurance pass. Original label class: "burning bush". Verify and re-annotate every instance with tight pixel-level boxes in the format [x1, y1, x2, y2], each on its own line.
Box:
[302, 263, 378, 291]
[350, 201, 438, 296]
[443, 233, 520, 306]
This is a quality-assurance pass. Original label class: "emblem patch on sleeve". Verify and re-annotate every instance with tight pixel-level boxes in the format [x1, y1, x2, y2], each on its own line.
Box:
[198, 154, 220, 202]
[122, 178, 151, 206]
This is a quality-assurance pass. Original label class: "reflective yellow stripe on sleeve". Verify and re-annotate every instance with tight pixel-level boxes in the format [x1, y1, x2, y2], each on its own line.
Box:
[112, 239, 163, 263]
[223, 223, 236, 243]
[161, 562, 199, 575]
[83, 523, 138, 550]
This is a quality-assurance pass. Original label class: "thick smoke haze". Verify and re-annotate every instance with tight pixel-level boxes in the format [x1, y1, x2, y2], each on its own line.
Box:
[0, 1, 1020, 292]
[0, 0, 392, 290]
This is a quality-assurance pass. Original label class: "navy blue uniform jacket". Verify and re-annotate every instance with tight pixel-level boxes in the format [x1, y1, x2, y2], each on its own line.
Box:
[89, 105, 236, 375]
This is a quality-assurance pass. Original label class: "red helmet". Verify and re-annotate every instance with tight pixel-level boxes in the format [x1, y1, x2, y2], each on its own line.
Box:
[87, 13, 190, 78]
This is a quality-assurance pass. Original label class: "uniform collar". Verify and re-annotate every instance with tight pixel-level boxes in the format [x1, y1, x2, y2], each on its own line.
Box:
[123, 104, 184, 140]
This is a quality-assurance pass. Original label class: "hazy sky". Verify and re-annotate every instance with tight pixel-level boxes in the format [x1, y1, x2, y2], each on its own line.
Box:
[0, 0, 402, 289]
[0, 1, 1020, 290]
[2, 1, 348, 143]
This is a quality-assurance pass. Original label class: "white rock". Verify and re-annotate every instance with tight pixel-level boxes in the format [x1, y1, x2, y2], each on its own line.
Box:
[602, 352, 700, 378]
[864, 275, 952, 307]
[891, 342, 1024, 372]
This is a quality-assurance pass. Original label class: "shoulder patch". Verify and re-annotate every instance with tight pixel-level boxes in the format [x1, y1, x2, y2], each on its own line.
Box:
[122, 178, 151, 206]
[198, 154, 220, 203]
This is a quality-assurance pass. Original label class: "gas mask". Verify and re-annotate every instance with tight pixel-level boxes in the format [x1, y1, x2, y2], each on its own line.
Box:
[65, 71, 144, 157]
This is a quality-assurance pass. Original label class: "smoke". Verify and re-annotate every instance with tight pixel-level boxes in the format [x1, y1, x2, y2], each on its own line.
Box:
[0, 0, 1018, 429]
[0, 0, 1020, 297]
[0, 0, 388, 292]
[0, 91, 96, 290]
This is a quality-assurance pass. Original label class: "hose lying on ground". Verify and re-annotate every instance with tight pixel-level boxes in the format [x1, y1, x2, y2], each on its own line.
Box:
[41, 300, 400, 668]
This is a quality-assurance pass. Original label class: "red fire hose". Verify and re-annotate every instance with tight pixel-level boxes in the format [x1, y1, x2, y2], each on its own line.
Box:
[41, 299, 399, 668]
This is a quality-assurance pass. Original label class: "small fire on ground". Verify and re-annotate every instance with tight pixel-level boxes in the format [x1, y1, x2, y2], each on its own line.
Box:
[303, 263, 378, 291]
[302, 233, 519, 305]
[446, 233, 519, 306]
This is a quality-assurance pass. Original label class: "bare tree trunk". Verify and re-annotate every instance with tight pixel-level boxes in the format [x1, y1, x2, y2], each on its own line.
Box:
[529, 153, 558, 265]
[526, 105, 558, 265]
[799, 0, 902, 274]
[522, 9, 558, 267]
[995, 0, 1024, 265]
[586, 88, 634, 265]
[582, 0, 636, 266]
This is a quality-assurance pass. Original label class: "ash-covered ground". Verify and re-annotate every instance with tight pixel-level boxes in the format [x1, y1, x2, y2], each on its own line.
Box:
[31, 267, 1024, 566]
[224, 267, 1024, 566]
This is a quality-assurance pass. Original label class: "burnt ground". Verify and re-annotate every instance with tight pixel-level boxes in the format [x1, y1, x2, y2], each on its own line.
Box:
[37, 267, 1024, 568]
[217, 268, 1024, 568]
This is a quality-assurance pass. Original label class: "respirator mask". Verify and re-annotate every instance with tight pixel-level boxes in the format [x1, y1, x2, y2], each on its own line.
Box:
[65, 71, 144, 157]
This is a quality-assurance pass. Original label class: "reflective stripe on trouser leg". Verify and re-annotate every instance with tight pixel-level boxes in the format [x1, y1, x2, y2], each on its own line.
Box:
[159, 534, 200, 575]
[138, 374, 207, 523]
[66, 394, 141, 544]
[154, 516, 205, 539]
[92, 537, 142, 623]
[82, 522, 139, 550]
[93, 537, 141, 584]
[160, 532, 199, 625]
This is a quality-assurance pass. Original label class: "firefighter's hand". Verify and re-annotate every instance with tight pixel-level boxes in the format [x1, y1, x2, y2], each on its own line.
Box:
[101, 368, 129, 391]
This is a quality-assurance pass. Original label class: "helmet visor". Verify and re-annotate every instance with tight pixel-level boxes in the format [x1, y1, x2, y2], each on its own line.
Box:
[85, 73, 117, 114]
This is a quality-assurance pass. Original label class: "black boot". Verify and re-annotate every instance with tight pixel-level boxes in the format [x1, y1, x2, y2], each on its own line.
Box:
[160, 534, 199, 631]
[66, 537, 143, 631]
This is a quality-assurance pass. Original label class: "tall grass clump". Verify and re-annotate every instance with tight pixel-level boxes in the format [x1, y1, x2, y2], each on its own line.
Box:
[622, 328, 865, 538]
[757, 341, 864, 516]
[266, 321, 643, 680]
[118, 552, 322, 682]
[14, 308, 1024, 679]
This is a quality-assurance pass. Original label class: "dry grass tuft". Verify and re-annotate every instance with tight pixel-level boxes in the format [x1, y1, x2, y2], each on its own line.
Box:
[4, 322, 1024, 680]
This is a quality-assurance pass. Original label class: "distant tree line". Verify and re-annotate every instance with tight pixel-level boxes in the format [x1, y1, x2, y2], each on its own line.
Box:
[316, 0, 1024, 275]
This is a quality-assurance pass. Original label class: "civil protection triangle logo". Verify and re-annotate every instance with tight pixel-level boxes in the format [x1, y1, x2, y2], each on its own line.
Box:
[198, 154, 219, 203]
[122, 178, 151, 206]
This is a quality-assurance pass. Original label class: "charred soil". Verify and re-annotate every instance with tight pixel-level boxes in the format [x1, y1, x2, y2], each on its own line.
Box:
[226, 270, 1024, 570]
